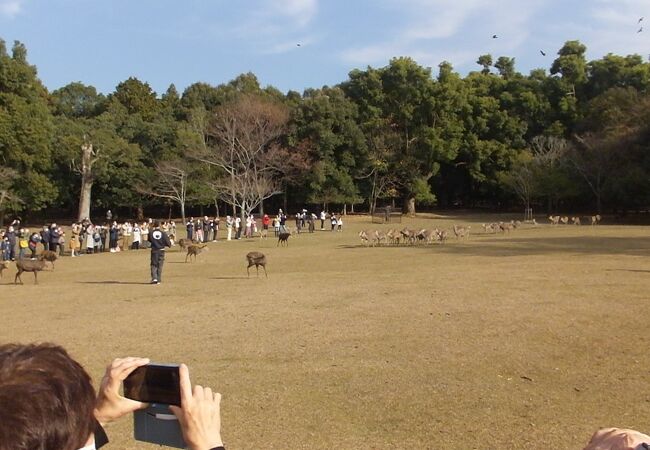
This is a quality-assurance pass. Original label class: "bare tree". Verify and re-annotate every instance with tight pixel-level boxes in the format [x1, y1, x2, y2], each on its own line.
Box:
[571, 133, 617, 214]
[138, 160, 192, 222]
[530, 135, 568, 166]
[501, 152, 535, 216]
[209, 172, 282, 219]
[194, 94, 291, 219]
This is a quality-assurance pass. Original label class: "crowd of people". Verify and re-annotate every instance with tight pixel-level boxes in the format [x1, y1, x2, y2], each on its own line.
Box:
[1, 209, 347, 262]
[0, 217, 179, 261]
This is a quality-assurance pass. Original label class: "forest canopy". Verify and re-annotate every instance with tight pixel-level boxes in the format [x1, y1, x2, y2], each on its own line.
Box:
[1, 38, 649, 222]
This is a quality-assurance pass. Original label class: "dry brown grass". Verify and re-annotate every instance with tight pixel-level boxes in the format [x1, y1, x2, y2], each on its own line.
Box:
[1, 213, 649, 449]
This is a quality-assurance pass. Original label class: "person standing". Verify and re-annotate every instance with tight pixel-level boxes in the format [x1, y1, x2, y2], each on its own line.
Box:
[148, 220, 171, 284]
[320, 210, 326, 230]
[186, 217, 194, 240]
[245, 215, 252, 238]
[226, 215, 233, 241]
[69, 224, 81, 257]
[132, 223, 141, 250]
[86, 224, 95, 254]
[49, 224, 60, 256]
[28, 230, 41, 258]
[203, 216, 210, 242]
[40, 225, 50, 252]
[262, 214, 270, 236]
[235, 216, 241, 239]
[109, 221, 119, 252]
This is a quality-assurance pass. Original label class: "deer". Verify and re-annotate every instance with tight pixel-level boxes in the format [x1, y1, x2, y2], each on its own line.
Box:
[15, 258, 47, 285]
[548, 215, 560, 225]
[591, 214, 602, 225]
[185, 244, 208, 263]
[246, 251, 267, 278]
[177, 238, 194, 250]
[560, 216, 569, 225]
[0, 260, 9, 278]
[386, 229, 401, 245]
[358, 230, 373, 246]
[453, 224, 470, 239]
[39, 250, 58, 270]
[572, 217, 581, 225]
[277, 232, 291, 247]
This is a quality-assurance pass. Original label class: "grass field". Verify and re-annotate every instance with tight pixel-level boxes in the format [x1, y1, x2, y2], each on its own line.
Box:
[1, 213, 649, 449]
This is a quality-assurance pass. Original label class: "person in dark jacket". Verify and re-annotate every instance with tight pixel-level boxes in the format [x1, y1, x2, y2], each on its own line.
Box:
[28, 231, 41, 258]
[109, 222, 119, 252]
[5, 226, 17, 261]
[40, 225, 50, 252]
[186, 218, 194, 240]
[49, 224, 60, 256]
[148, 220, 171, 284]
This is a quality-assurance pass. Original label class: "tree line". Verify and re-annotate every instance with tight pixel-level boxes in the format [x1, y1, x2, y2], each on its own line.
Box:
[1, 38, 649, 223]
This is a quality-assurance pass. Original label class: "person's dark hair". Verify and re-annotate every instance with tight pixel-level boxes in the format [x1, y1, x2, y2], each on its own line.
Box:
[153, 220, 160, 228]
[0, 343, 96, 450]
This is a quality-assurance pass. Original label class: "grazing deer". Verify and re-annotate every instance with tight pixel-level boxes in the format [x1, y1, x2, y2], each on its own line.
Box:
[560, 216, 569, 225]
[39, 250, 58, 270]
[185, 244, 208, 263]
[482, 223, 495, 234]
[453, 224, 470, 239]
[246, 251, 267, 278]
[548, 215, 560, 225]
[374, 230, 388, 246]
[0, 260, 9, 278]
[178, 238, 194, 250]
[387, 229, 401, 245]
[571, 217, 581, 225]
[400, 228, 417, 245]
[359, 230, 372, 246]
[15, 258, 47, 285]
[436, 229, 449, 243]
[277, 232, 290, 247]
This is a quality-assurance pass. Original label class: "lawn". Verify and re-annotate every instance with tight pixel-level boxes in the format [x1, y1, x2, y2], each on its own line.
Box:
[1, 213, 649, 449]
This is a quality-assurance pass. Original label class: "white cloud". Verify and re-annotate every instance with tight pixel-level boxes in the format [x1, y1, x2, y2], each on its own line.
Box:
[0, 0, 24, 18]
[587, 0, 650, 58]
[273, 0, 318, 28]
[236, 0, 320, 54]
[339, 0, 544, 69]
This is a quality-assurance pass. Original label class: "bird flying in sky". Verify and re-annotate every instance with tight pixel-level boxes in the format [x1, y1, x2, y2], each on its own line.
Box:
[639, 17, 644, 23]
[638, 27, 643, 33]
[540, 50, 546, 56]
[492, 34, 498, 39]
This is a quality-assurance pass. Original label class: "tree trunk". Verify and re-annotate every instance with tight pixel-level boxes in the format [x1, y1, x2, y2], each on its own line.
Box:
[77, 180, 93, 222]
[283, 188, 288, 213]
[343, 204, 347, 215]
[77, 142, 97, 222]
[180, 202, 186, 223]
[136, 204, 144, 222]
[406, 197, 416, 217]
[259, 200, 264, 216]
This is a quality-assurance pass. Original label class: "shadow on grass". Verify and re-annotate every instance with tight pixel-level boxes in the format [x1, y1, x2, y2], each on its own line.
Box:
[211, 276, 249, 280]
[338, 236, 650, 257]
[606, 269, 650, 274]
[77, 281, 153, 285]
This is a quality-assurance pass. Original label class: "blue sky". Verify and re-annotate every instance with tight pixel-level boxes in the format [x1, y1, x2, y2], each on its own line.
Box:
[1, 0, 649, 95]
